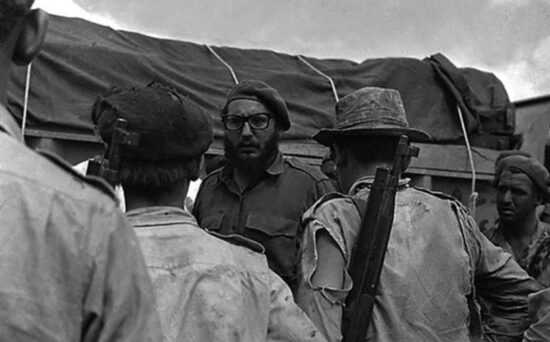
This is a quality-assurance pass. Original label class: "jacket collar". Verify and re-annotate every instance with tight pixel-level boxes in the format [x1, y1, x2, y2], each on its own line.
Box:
[126, 206, 197, 227]
[349, 175, 410, 195]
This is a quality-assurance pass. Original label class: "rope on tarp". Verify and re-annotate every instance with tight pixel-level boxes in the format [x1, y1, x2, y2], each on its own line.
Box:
[457, 104, 478, 215]
[297, 55, 339, 102]
[21, 62, 32, 138]
[206, 45, 239, 85]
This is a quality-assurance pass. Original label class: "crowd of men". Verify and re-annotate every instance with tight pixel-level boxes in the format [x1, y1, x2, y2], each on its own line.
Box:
[2, 1, 550, 341]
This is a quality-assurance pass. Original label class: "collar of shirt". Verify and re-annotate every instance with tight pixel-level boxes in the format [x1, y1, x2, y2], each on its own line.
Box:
[126, 206, 197, 227]
[349, 175, 411, 195]
[495, 217, 550, 244]
[219, 150, 285, 186]
[0, 104, 22, 141]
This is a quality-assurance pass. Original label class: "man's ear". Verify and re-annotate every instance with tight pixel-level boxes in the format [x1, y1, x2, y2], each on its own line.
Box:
[13, 9, 49, 66]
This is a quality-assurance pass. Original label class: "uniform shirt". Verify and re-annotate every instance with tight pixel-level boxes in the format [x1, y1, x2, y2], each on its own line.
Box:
[524, 288, 550, 342]
[193, 152, 335, 289]
[0, 105, 159, 341]
[484, 219, 550, 285]
[295, 176, 540, 342]
[126, 206, 327, 342]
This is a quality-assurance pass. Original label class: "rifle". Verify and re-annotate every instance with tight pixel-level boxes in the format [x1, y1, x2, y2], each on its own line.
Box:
[86, 118, 140, 187]
[342, 135, 419, 342]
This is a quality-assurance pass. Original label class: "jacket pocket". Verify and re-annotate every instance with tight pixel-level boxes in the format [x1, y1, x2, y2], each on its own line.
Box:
[245, 213, 298, 237]
[244, 212, 300, 280]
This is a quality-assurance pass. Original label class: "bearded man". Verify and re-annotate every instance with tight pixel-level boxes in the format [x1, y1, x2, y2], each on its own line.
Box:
[93, 82, 326, 342]
[193, 80, 335, 290]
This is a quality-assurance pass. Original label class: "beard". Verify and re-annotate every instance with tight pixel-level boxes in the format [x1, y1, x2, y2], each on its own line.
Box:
[224, 133, 279, 178]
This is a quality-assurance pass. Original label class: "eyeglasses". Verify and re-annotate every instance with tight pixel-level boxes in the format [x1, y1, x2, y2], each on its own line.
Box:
[222, 113, 272, 131]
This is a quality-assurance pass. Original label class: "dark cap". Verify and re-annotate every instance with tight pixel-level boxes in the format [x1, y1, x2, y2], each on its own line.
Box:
[93, 82, 213, 159]
[495, 152, 550, 201]
[313, 87, 430, 146]
[222, 80, 291, 131]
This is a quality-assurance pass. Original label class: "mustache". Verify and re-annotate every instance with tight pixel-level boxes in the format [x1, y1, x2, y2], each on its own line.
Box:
[236, 139, 259, 148]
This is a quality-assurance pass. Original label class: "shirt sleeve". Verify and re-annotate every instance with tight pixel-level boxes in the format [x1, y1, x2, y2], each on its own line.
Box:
[267, 270, 328, 342]
[523, 288, 550, 342]
[81, 206, 161, 342]
[456, 204, 541, 341]
[295, 199, 356, 342]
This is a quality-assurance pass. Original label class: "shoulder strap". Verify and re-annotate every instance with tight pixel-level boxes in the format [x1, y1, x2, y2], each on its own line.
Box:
[286, 157, 329, 182]
[38, 150, 117, 201]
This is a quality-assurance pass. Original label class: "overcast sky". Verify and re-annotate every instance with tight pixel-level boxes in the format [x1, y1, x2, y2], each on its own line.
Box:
[34, 0, 550, 101]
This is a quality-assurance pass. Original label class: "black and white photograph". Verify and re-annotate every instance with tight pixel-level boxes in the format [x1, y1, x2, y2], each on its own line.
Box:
[1, 0, 549, 340]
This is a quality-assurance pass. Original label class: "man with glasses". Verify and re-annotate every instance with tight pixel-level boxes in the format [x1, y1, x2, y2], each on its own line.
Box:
[193, 80, 335, 291]
[93, 82, 326, 342]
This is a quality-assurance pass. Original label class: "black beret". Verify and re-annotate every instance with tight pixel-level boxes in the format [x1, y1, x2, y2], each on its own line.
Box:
[93, 83, 213, 159]
[222, 80, 291, 131]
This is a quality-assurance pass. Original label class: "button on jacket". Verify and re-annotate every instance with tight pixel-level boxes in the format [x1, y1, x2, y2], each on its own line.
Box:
[193, 152, 335, 289]
[295, 176, 540, 342]
[0, 106, 160, 341]
[127, 206, 327, 342]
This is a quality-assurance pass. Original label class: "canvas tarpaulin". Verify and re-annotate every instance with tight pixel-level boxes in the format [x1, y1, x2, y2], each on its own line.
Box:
[7, 14, 513, 144]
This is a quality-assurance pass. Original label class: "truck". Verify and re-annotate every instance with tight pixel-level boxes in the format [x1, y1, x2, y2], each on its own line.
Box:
[10, 14, 550, 229]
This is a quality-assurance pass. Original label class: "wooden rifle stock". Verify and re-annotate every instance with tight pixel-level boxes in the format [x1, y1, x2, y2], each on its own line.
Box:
[342, 135, 419, 342]
[99, 118, 140, 187]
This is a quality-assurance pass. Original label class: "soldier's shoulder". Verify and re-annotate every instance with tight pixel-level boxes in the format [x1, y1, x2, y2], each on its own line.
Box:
[411, 186, 461, 202]
[38, 150, 118, 202]
[308, 191, 355, 214]
[207, 231, 265, 254]
[286, 157, 329, 182]
[409, 186, 473, 216]
[316, 191, 350, 204]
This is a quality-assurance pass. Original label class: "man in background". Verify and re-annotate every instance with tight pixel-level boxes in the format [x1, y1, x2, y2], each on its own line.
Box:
[94, 82, 327, 342]
[484, 152, 550, 286]
[0, 1, 159, 340]
[193, 80, 335, 290]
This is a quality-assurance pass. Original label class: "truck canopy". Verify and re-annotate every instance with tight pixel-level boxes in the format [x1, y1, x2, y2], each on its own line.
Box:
[8, 14, 515, 153]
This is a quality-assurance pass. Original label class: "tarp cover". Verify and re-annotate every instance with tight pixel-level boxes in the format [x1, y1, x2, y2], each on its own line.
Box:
[7, 15, 511, 143]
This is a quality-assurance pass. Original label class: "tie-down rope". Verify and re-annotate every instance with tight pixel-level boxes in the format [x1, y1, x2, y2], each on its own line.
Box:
[206, 45, 239, 85]
[21, 63, 32, 138]
[297, 55, 339, 102]
[457, 105, 478, 215]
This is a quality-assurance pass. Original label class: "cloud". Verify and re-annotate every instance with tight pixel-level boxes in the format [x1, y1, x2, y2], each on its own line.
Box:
[490, 0, 550, 6]
[34, 0, 122, 30]
[491, 62, 539, 100]
[36, 0, 550, 100]
[489, 0, 530, 6]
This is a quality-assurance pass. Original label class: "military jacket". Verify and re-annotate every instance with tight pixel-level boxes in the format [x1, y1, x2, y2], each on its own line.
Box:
[193, 152, 335, 290]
